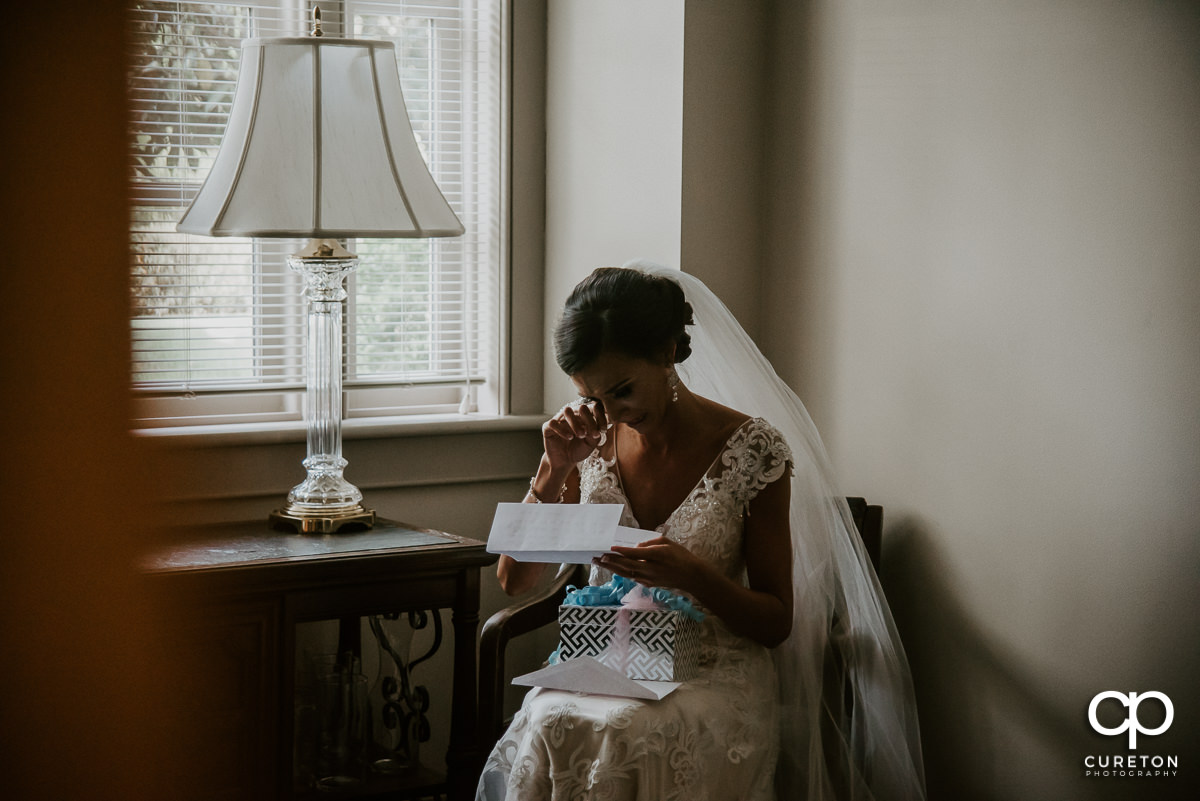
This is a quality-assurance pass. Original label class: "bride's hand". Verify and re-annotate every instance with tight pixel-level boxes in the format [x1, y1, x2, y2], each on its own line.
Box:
[595, 537, 709, 592]
[542, 401, 609, 470]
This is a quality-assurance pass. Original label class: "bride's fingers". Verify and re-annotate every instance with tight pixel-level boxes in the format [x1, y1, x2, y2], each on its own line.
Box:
[633, 537, 673, 549]
[567, 406, 590, 438]
[594, 553, 638, 574]
[597, 551, 667, 584]
[610, 541, 693, 583]
[592, 402, 609, 430]
[564, 405, 604, 442]
[612, 541, 671, 559]
[548, 408, 583, 435]
[561, 406, 591, 439]
[576, 403, 599, 433]
[579, 401, 609, 432]
[543, 417, 574, 440]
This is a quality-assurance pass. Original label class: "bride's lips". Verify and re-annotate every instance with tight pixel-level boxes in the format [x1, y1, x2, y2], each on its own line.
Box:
[625, 414, 647, 428]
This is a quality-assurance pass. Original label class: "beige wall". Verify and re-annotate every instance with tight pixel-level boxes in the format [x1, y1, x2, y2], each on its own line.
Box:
[542, 0, 777, 390]
[681, 0, 769, 335]
[543, 0, 686, 409]
[545, 0, 1199, 797]
[762, 1, 1200, 798]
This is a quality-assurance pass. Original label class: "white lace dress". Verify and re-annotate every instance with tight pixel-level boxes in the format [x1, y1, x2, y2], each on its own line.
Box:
[477, 417, 793, 801]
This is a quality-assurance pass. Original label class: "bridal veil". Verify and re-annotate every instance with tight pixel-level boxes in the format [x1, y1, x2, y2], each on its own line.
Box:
[627, 260, 927, 801]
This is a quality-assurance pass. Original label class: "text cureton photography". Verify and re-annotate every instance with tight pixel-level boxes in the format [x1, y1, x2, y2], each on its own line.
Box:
[1084, 691, 1179, 779]
[1083, 754, 1178, 778]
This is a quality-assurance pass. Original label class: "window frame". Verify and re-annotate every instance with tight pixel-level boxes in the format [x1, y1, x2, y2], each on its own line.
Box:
[127, 0, 513, 433]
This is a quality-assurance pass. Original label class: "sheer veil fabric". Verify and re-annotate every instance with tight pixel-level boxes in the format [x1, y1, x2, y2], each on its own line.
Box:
[627, 260, 927, 801]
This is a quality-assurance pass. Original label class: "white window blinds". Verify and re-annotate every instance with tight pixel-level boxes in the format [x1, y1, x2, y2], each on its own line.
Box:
[128, 0, 502, 427]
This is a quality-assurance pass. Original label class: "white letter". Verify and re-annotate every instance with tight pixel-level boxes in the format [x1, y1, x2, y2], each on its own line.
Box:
[1088, 691, 1132, 746]
[1128, 691, 1174, 748]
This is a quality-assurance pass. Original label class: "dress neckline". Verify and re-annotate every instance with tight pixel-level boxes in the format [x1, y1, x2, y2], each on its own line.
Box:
[611, 416, 756, 532]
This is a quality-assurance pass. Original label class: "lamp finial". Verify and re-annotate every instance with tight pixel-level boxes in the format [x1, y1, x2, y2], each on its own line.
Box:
[310, 6, 324, 37]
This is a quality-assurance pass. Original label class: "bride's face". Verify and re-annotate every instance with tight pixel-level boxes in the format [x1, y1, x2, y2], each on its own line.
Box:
[571, 350, 673, 434]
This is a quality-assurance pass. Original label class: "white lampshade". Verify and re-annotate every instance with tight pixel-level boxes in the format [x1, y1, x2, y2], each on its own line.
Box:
[177, 36, 464, 239]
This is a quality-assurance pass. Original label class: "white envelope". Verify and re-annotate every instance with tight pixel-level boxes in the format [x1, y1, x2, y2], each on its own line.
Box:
[513, 656, 680, 700]
[486, 502, 649, 564]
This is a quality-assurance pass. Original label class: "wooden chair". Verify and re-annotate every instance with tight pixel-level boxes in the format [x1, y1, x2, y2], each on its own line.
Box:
[477, 497, 883, 754]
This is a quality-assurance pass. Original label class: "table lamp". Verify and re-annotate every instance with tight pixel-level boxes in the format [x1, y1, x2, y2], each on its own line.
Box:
[177, 8, 464, 533]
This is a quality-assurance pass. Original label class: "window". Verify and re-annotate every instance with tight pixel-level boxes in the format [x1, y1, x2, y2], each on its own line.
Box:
[127, 0, 504, 428]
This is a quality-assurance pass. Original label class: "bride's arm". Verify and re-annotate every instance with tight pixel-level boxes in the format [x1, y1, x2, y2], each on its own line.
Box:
[598, 471, 794, 648]
[496, 557, 549, 596]
[497, 457, 566, 595]
[498, 403, 606, 596]
[496, 456, 589, 596]
[695, 473, 793, 646]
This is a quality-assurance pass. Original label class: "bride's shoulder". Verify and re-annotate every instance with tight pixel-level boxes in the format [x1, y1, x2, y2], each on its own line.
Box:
[697, 400, 785, 440]
[715, 413, 791, 458]
[742, 418, 792, 462]
[695, 396, 751, 431]
[691, 397, 791, 453]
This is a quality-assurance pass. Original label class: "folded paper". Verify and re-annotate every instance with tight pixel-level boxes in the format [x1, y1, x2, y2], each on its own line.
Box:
[486, 502, 647, 564]
[512, 656, 680, 700]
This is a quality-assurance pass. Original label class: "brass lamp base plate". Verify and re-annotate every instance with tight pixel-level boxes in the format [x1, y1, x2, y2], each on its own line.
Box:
[269, 506, 377, 534]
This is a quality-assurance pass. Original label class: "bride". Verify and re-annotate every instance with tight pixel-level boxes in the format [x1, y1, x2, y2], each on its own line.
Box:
[477, 262, 926, 801]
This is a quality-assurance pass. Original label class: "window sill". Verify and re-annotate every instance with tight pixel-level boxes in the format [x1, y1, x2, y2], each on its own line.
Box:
[133, 413, 547, 448]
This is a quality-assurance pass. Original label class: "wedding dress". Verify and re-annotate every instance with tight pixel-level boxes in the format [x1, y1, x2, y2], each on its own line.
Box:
[477, 417, 792, 801]
[478, 261, 926, 801]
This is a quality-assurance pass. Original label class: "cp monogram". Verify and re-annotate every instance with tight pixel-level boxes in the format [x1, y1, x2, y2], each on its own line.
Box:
[1088, 691, 1174, 749]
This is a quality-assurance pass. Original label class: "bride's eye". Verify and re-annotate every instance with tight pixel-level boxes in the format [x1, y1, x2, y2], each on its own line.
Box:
[612, 385, 632, 399]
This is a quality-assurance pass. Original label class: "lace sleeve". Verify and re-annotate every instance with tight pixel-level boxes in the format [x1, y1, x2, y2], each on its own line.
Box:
[726, 418, 793, 514]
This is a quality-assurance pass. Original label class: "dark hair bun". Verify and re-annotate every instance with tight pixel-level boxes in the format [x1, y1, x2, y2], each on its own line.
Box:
[554, 267, 695, 375]
[671, 294, 695, 363]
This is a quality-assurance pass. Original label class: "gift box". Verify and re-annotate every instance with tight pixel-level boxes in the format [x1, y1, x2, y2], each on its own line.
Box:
[557, 603, 701, 681]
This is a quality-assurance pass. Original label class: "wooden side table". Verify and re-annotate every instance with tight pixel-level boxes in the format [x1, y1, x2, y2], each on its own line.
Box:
[143, 519, 498, 801]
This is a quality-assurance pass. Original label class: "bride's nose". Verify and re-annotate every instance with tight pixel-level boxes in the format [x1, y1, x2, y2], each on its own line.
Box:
[604, 399, 631, 419]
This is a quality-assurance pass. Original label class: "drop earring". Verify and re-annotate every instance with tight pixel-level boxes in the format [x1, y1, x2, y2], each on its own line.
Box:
[667, 368, 680, 403]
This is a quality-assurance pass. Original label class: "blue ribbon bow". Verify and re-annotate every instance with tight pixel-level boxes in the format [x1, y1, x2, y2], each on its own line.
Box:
[563, 574, 705, 622]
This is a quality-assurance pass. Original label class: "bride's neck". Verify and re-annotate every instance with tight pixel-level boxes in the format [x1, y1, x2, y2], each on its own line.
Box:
[626, 387, 703, 453]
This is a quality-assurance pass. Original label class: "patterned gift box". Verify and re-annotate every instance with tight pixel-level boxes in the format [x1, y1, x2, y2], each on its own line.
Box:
[557, 604, 701, 681]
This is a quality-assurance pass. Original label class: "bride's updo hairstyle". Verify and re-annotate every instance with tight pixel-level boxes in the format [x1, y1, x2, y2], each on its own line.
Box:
[554, 267, 694, 376]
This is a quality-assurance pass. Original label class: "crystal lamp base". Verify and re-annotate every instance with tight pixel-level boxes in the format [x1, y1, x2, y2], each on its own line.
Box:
[268, 504, 376, 534]
[271, 242, 378, 536]
[269, 454, 377, 533]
